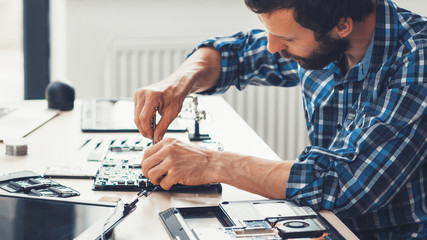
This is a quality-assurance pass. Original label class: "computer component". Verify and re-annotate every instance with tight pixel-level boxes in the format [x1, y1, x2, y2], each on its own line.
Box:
[159, 200, 345, 240]
[0, 173, 80, 198]
[92, 138, 222, 193]
[0, 170, 40, 182]
[44, 165, 98, 179]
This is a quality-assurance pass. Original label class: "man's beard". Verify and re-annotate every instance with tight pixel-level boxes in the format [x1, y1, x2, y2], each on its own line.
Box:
[280, 34, 350, 70]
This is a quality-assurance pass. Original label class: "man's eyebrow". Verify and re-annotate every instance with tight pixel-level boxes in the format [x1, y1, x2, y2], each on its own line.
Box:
[271, 32, 297, 41]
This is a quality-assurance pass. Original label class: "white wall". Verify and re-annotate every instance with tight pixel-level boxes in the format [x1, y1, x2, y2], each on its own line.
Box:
[52, 0, 263, 99]
[0, 0, 23, 102]
[51, 0, 427, 99]
[393, 0, 427, 15]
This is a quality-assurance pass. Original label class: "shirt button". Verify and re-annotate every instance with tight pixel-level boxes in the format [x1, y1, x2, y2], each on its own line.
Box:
[335, 84, 344, 91]
[336, 123, 342, 130]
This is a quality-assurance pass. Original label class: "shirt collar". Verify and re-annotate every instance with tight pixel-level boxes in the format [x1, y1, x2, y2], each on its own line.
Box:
[356, 33, 375, 81]
[324, 35, 374, 83]
[325, 0, 398, 82]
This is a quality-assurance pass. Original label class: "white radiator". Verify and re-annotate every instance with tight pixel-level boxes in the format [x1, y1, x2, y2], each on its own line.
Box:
[105, 38, 309, 160]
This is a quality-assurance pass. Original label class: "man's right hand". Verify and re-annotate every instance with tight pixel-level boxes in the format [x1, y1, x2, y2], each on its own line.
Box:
[134, 79, 187, 143]
[134, 47, 222, 142]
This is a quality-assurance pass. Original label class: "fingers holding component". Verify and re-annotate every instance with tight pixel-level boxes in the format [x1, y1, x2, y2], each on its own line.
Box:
[134, 91, 146, 137]
[145, 160, 169, 186]
[133, 89, 162, 139]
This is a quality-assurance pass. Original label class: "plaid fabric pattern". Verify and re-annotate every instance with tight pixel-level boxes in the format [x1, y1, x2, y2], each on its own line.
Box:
[194, 0, 426, 238]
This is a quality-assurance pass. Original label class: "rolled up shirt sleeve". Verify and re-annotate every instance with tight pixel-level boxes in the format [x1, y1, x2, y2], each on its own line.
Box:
[188, 29, 300, 94]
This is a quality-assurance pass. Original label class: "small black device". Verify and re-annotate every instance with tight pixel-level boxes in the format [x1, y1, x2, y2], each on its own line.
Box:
[159, 199, 345, 240]
[45, 81, 75, 111]
[0, 193, 130, 240]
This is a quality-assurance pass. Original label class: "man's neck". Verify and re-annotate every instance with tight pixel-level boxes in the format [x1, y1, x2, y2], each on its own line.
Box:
[344, 6, 377, 72]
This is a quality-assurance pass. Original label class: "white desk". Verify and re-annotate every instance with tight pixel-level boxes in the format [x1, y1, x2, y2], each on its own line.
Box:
[0, 96, 358, 240]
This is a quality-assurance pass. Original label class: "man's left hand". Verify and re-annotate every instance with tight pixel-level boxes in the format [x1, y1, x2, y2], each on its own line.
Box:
[141, 138, 221, 190]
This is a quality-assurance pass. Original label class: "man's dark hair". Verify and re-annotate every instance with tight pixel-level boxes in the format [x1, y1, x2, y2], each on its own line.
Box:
[245, 0, 375, 37]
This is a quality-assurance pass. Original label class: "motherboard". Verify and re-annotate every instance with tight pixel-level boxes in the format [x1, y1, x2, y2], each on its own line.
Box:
[92, 138, 222, 193]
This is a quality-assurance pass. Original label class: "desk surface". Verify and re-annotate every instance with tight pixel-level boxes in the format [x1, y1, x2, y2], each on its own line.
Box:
[0, 96, 358, 240]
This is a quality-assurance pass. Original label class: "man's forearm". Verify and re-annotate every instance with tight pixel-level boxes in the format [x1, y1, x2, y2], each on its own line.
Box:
[173, 46, 222, 95]
[210, 151, 294, 199]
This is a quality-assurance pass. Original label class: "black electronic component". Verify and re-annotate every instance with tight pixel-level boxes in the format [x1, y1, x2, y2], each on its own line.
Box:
[276, 218, 327, 239]
[48, 186, 80, 198]
[0, 171, 80, 198]
[29, 188, 59, 197]
[2, 177, 60, 194]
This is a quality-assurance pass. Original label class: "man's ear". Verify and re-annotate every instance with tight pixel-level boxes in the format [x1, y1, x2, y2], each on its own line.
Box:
[333, 17, 353, 39]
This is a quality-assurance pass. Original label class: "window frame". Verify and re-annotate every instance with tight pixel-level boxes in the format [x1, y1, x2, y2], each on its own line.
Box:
[23, 0, 50, 99]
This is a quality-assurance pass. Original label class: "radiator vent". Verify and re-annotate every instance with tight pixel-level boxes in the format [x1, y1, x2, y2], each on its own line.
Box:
[105, 38, 309, 160]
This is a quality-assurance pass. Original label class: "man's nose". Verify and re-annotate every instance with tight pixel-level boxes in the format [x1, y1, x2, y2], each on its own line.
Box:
[267, 33, 287, 53]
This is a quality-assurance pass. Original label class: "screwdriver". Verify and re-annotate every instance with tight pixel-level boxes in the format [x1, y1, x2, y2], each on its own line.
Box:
[151, 108, 157, 145]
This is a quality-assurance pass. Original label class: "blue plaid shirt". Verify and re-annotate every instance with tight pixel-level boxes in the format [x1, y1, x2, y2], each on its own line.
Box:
[194, 0, 427, 238]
